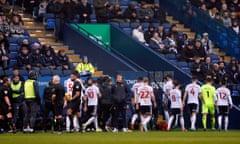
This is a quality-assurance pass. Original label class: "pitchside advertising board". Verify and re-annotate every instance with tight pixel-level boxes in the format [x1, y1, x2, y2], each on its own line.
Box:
[70, 24, 111, 50]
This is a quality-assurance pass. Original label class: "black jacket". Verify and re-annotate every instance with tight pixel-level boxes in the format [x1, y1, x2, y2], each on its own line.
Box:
[100, 83, 113, 105]
[77, 2, 92, 23]
[112, 82, 130, 104]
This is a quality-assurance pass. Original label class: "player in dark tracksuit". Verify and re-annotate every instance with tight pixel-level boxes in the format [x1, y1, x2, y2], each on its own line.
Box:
[42, 80, 55, 132]
[51, 75, 65, 133]
[66, 71, 82, 132]
[0, 76, 16, 133]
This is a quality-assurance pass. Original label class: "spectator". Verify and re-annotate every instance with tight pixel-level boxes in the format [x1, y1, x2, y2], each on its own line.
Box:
[194, 40, 206, 61]
[200, 3, 208, 13]
[0, 0, 12, 14]
[190, 56, 205, 81]
[46, 0, 55, 13]
[168, 24, 179, 42]
[77, 0, 92, 23]
[42, 49, 59, 70]
[76, 56, 95, 75]
[211, 63, 220, 84]
[227, 57, 239, 73]
[182, 41, 195, 62]
[10, 15, 24, 38]
[23, 0, 39, 14]
[0, 33, 9, 69]
[93, 0, 109, 23]
[209, 7, 219, 18]
[132, 25, 146, 44]
[144, 24, 155, 44]
[17, 45, 31, 70]
[178, 33, 191, 51]
[229, 65, 240, 84]
[12, 67, 25, 81]
[215, 12, 223, 23]
[123, 3, 139, 23]
[152, 3, 166, 23]
[41, 44, 56, 56]
[156, 24, 166, 40]
[30, 48, 43, 70]
[138, 2, 154, 22]
[230, 12, 238, 22]
[218, 61, 227, 82]
[231, 20, 240, 34]
[0, 14, 10, 37]
[203, 56, 214, 75]
[201, 32, 213, 54]
[221, 11, 232, 27]
[109, 3, 124, 23]
[37, 0, 48, 18]
[149, 32, 166, 53]
[56, 50, 72, 70]
[231, 0, 240, 12]
[53, 0, 65, 42]
[208, 0, 217, 9]
[63, 0, 76, 23]
[220, 3, 230, 16]
[163, 32, 178, 54]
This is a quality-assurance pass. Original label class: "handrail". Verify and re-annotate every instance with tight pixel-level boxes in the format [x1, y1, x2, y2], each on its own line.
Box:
[71, 23, 147, 72]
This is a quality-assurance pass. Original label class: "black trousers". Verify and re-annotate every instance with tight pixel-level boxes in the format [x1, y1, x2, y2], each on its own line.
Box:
[42, 101, 54, 131]
[13, 101, 27, 128]
[112, 103, 127, 129]
[25, 100, 38, 129]
[100, 104, 112, 128]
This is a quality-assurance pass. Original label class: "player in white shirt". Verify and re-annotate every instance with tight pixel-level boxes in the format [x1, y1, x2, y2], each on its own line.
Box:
[136, 77, 157, 132]
[183, 76, 201, 131]
[64, 74, 85, 132]
[167, 80, 187, 131]
[215, 81, 233, 131]
[82, 78, 102, 132]
[130, 77, 144, 130]
[162, 75, 174, 122]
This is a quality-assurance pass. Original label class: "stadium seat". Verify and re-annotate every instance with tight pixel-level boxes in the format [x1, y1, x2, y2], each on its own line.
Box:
[130, 22, 140, 28]
[119, 22, 130, 28]
[110, 22, 119, 27]
[0, 69, 4, 75]
[43, 13, 54, 25]
[165, 54, 177, 63]
[9, 52, 18, 59]
[19, 69, 28, 76]
[51, 69, 63, 76]
[177, 61, 189, 70]
[124, 29, 132, 35]
[141, 22, 149, 29]
[40, 69, 51, 76]
[8, 37, 18, 43]
[9, 60, 17, 68]
[9, 45, 19, 52]
[62, 70, 72, 76]
[46, 18, 56, 29]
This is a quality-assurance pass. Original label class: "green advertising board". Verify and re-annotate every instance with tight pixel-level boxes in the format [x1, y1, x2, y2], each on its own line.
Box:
[71, 24, 111, 50]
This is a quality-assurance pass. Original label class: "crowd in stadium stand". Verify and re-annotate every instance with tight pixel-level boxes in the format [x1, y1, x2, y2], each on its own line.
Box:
[189, 0, 240, 34]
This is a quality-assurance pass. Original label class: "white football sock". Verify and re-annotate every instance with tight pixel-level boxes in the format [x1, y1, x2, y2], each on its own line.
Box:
[66, 116, 70, 131]
[224, 116, 229, 131]
[84, 117, 95, 127]
[180, 116, 185, 130]
[131, 114, 138, 125]
[73, 116, 79, 130]
[168, 115, 174, 130]
[218, 115, 222, 130]
[164, 110, 169, 122]
[191, 114, 196, 129]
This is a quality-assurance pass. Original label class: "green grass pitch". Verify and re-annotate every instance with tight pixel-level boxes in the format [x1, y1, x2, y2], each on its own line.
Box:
[1, 131, 239, 144]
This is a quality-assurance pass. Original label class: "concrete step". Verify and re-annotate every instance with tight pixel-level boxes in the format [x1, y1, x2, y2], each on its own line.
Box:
[30, 30, 46, 35]
[30, 33, 54, 38]
[24, 26, 45, 30]
[176, 24, 185, 29]
[217, 52, 226, 57]
[212, 48, 220, 53]
[176, 28, 191, 32]
[22, 17, 34, 22]
[166, 16, 173, 21]
[24, 22, 35, 27]
[92, 71, 103, 77]
[224, 56, 231, 63]
[41, 42, 63, 46]
[185, 32, 195, 39]
[167, 19, 179, 24]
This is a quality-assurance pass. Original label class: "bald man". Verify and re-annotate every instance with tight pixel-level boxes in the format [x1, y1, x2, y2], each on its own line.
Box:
[52, 75, 65, 133]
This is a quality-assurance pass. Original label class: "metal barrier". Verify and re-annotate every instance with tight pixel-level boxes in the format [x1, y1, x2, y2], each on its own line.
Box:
[159, 0, 240, 60]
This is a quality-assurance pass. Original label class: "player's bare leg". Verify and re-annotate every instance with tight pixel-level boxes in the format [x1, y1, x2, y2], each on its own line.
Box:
[224, 115, 229, 131]
[167, 115, 174, 131]
[130, 114, 138, 130]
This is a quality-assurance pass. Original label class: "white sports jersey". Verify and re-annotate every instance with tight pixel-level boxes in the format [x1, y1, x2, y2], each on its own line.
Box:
[64, 78, 74, 97]
[131, 82, 144, 103]
[215, 87, 233, 106]
[163, 80, 173, 95]
[85, 85, 100, 106]
[169, 89, 182, 109]
[138, 85, 153, 106]
[64, 78, 85, 98]
[185, 83, 201, 104]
